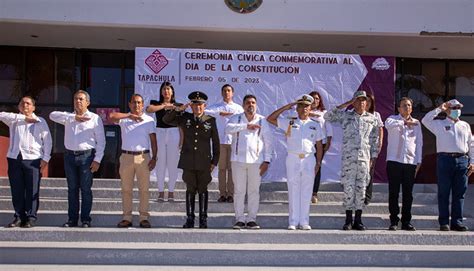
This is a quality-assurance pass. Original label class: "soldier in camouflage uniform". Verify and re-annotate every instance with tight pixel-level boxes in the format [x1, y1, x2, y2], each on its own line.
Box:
[324, 90, 379, 231]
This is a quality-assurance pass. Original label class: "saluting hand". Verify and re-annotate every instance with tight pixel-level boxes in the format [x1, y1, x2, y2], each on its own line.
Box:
[440, 102, 450, 112]
[128, 114, 143, 122]
[75, 115, 91, 122]
[247, 123, 261, 130]
[219, 111, 234, 116]
[25, 116, 39, 123]
[284, 102, 297, 111]
[175, 103, 189, 112]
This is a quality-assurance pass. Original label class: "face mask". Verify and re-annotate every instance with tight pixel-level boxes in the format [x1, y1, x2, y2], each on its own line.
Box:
[449, 109, 461, 119]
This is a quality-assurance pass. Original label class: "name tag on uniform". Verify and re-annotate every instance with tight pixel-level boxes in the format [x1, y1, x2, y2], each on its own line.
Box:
[309, 126, 317, 130]
[444, 126, 451, 131]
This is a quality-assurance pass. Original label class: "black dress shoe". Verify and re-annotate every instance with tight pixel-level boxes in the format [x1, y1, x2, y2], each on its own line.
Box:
[6, 218, 23, 228]
[388, 224, 398, 231]
[352, 223, 367, 231]
[139, 220, 152, 228]
[401, 223, 416, 231]
[217, 196, 227, 203]
[62, 221, 78, 227]
[22, 219, 35, 228]
[342, 223, 352, 231]
[451, 224, 469, 232]
[81, 221, 91, 228]
[226, 196, 234, 203]
[440, 224, 450, 231]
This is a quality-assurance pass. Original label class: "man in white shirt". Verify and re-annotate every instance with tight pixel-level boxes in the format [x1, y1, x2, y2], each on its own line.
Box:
[109, 94, 157, 228]
[225, 94, 272, 229]
[205, 84, 244, 203]
[1, 96, 52, 228]
[268, 94, 324, 230]
[385, 97, 422, 231]
[50, 90, 105, 228]
[422, 99, 473, 231]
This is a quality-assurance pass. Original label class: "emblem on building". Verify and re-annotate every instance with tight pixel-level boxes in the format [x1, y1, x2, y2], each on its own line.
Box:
[371, 57, 390, 71]
[145, 50, 169, 74]
[224, 0, 263, 14]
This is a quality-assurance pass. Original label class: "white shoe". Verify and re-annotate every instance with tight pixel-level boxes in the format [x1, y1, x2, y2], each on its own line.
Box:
[301, 225, 311, 230]
[288, 225, 297, 230]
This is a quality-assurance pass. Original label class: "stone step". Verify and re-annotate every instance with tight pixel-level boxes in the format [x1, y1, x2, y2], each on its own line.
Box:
[1, 241, 472, 267]
[0, 227, 472, 245]
[0, 177, 439, 193]
[1, 211, 465, 230]
[0, 198, 440, 215]
[0, 186, 438, 204]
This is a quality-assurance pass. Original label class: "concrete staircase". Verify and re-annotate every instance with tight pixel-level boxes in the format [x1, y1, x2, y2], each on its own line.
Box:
[0, 177, 473, 268]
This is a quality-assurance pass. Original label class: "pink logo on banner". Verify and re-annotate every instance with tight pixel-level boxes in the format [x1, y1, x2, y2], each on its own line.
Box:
[145, 50, 169, 74]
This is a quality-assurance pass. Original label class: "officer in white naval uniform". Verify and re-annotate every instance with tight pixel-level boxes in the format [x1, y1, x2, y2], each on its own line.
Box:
[267, 94, 324, 230]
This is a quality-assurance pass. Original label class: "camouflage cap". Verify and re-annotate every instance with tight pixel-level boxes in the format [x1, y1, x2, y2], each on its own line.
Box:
[353, 90, 368, 100]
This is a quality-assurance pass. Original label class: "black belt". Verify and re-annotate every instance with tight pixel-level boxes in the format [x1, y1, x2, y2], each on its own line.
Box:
[438, 152, 467, 158]
[66, 149, 94, 155]
[121, 150, 150, 155]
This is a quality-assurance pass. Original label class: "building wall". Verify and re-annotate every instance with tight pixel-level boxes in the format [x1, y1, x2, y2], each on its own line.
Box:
[1, 0, 473, 35]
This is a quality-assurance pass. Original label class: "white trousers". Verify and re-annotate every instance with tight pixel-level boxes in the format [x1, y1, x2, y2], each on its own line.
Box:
[154, 127, 180, 192]
[232, 161, 261, 223]
[286, 153, 316, 227]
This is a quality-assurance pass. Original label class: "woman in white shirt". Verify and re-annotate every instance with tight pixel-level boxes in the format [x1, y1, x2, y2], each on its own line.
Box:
[308, 91, 332, 204]
[365, 94, 384, 205]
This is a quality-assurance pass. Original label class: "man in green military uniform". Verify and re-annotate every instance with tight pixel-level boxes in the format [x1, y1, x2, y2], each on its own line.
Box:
[163, 91, 220, 228]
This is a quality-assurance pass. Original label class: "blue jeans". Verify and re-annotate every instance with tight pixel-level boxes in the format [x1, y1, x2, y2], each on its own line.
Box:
[64, 149, 95, 223]
[7, 154, 41, 221]
[436, 153, 469, 226]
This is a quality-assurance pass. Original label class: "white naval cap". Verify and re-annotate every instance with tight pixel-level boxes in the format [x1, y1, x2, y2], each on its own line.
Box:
[296, 94, 314, 105]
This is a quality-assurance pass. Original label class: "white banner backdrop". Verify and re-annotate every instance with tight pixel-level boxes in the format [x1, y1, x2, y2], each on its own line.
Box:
[135, 47, 392, 183]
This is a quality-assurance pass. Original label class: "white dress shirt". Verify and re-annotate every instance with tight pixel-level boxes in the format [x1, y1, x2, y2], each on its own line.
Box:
[385, 114, 423, 165]
[49, 110, 106, 163]
[0, 112, 52, 162]
[225, 113, 272, 164]
[119, 113, 155, 152]
[422, 107, 474, 160]
[205, 101, 244, 144]
[277, 117, 324, 155]
[310, 109, 333, 144]
[373, 111, 384, 127]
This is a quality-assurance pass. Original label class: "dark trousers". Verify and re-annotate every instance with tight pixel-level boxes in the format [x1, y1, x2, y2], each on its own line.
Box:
[182, 169, 212, 194]
[387, 161, 416, 225]
[312, 144, 326, 194]
[7, 154, 42, 221]
[436, 153, 469, 226]
[64, 149, 95, 223]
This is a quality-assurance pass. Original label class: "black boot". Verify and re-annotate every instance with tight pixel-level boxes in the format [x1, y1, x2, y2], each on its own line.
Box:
[343, 210, 353, 230]
[353, 209, 367, 231]
[183, 191, 195, 228]
[198, 191, 208, 229]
